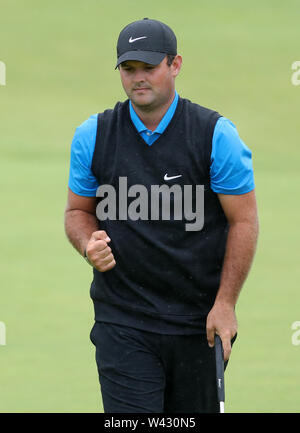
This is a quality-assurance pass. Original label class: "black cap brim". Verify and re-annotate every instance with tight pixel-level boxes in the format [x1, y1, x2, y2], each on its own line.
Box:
[115, 51, 166, 69]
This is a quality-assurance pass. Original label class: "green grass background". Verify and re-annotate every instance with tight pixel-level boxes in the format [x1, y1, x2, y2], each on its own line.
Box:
[0, 0, 299, 413]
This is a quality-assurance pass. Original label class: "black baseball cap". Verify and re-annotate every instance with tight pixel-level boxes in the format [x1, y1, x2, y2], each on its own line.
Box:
[116, 18, 177, 69]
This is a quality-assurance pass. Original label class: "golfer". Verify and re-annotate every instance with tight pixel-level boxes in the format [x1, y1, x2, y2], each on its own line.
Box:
[65, 18, 259, 413]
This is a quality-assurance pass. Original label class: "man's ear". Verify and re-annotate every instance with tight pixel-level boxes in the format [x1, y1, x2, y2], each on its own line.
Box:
[172, 55, 182, 77]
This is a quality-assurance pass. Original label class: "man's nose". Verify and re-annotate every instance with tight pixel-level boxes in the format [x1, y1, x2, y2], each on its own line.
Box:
[132, 69, 146, 83]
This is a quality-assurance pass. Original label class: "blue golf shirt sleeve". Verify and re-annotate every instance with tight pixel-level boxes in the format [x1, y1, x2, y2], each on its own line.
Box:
[68, 114, 99, 196]
[210, 117, 255, 194]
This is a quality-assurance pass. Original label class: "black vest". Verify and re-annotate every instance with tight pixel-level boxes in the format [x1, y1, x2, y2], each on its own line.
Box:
[90, 97, 228, 334]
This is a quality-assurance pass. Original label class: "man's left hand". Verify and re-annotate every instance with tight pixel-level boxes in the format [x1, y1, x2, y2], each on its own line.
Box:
[206, 302, 238, 361]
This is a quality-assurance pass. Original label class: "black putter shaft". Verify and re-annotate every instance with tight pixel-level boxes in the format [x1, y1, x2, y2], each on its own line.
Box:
[214, 334, 225, 413]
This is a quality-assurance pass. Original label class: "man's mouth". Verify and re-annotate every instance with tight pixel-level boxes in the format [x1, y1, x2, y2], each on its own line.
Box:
[133, 87, 150, 91]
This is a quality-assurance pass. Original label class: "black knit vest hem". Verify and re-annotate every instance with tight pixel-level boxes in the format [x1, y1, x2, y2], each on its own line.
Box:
[92, 299, 208, 335]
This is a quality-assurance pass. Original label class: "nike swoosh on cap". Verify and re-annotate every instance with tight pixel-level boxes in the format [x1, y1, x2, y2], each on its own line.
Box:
[129, 36, 148, 43]
[164, 174, 182, 181]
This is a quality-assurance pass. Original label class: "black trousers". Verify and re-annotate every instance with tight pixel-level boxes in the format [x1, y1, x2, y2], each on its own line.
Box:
[90, 322, 235, 413]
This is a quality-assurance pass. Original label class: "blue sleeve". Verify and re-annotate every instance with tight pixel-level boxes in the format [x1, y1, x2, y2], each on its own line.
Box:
[68, 114, 100, 196]
[210, 117, 255, 194]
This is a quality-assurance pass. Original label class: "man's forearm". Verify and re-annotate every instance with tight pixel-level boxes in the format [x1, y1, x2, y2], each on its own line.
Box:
[64, 209, 99, 256]
[215, 219, 259, 307]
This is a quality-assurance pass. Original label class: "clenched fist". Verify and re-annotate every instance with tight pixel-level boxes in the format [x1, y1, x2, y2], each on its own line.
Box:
[85, 230, 116, 272]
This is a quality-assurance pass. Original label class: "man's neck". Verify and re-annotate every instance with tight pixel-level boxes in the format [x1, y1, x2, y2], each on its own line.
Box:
[131, 93, 176, 132]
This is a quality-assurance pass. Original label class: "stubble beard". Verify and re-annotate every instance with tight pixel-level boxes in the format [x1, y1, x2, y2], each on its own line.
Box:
[129, 88, 173, 114]
[129, 89, 157, 113]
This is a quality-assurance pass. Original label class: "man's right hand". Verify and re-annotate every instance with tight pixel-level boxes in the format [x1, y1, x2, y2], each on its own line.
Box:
[85, 230, 116, 272]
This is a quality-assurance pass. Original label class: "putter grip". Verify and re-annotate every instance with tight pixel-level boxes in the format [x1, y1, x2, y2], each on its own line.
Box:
[214, 335, 225, 402]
